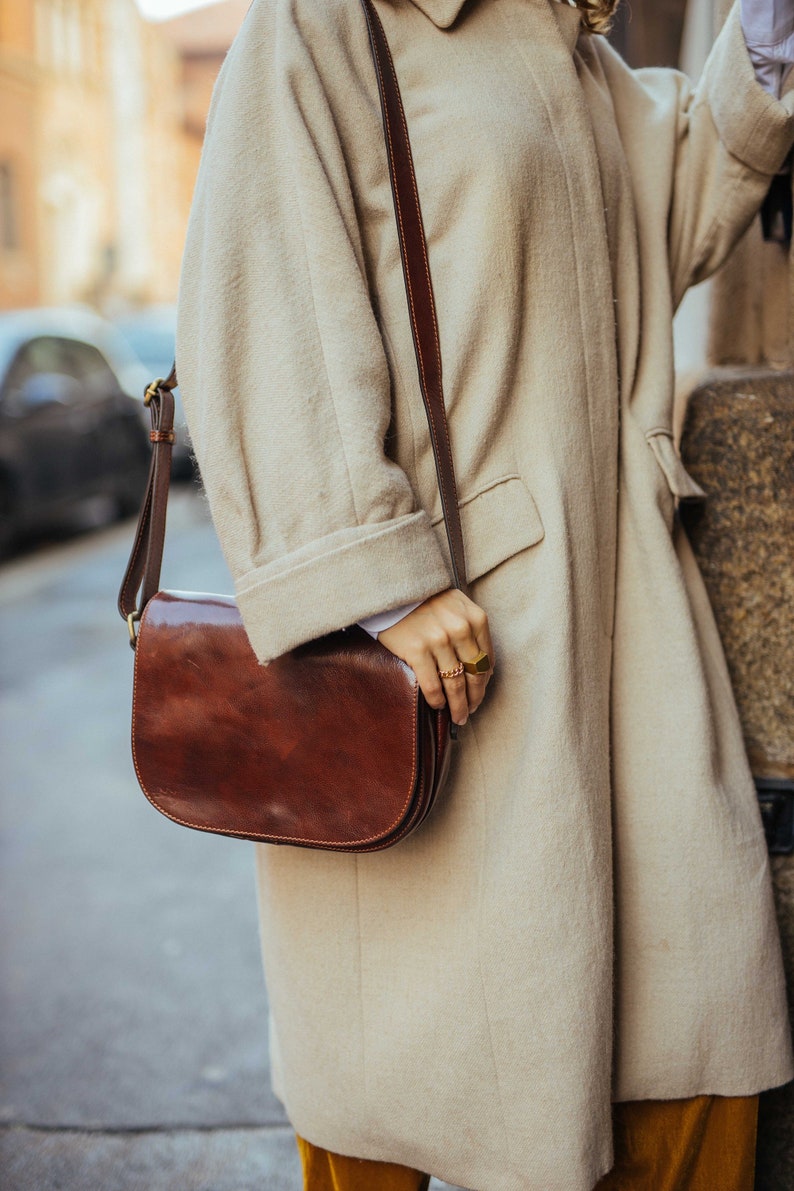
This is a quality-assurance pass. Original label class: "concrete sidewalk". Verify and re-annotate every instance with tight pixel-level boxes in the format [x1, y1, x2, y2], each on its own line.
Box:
[1, 1127, 300, 1190]
[0, 490, 459, 1190]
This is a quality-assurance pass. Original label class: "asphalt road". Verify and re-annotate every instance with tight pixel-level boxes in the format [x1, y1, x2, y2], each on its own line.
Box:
[0, 488, 458, 1190]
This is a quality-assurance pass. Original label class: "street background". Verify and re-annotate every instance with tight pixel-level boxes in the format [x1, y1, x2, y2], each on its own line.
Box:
[0, 0, 759, 1189]
[0, 487, 467, 1189]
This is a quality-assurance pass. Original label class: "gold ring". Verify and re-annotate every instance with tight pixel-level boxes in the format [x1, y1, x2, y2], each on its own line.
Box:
[438, 663, 465, 680]
[462, 650, 491, 675]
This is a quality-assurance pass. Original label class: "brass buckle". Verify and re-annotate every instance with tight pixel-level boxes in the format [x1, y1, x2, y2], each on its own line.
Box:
[144, 377, 166, 406]
[127, 610, 141, 650]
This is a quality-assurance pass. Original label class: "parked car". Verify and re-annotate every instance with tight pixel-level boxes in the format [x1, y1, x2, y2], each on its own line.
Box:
[114, 305, 194, 477]
[0, 307, 152, 556]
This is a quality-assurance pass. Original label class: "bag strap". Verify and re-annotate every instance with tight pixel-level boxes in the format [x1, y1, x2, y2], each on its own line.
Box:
[359, 0, 467, 592]
[118, 0, 467, 634]
[117, 365, 177, 635]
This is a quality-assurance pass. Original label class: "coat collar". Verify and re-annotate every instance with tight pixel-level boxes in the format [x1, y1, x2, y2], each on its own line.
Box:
[408, 0, 582, 44]
[408, 0, 469, 28]
[550, 0, 583, 51]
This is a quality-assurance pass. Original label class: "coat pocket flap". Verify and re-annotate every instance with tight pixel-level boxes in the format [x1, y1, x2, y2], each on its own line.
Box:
[646, 431, 707, 502]
[431, 474, 545, 582]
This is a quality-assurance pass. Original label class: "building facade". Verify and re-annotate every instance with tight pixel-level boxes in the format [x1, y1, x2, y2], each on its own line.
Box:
[0, 2, 40, 308]
[0, 0, 204, 314]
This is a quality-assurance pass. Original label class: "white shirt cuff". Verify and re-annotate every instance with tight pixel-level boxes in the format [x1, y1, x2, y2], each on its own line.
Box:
[741, 0, 794, 95]
[357, 599, 423, 639]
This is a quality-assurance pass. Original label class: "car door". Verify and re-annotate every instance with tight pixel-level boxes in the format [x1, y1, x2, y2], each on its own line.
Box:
[0, 336, 83, 518]
[56, 338, 131, 496]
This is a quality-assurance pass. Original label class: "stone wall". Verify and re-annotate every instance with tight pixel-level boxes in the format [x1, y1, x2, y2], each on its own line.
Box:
[680, 367, 794, 1190]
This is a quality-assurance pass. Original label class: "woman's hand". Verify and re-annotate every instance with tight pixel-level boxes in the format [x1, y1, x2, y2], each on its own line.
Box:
[378, 589, 494, 726]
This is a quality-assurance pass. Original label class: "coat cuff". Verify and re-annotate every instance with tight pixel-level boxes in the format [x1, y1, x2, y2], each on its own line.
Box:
[234, 510, 452, 663]
[357, 599, 424, 639]
[706, 4, 794, 175]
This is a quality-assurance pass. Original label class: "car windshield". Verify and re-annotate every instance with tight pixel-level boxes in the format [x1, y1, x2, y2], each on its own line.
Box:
[0, 328, 30, 388]
[0, 313, 150, 395]
[117, 323, 175, 378]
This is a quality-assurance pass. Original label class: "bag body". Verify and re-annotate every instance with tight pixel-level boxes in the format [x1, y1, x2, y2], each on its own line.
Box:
[131, 590, 451, 850]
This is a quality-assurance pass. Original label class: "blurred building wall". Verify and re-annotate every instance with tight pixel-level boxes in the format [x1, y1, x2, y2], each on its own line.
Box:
[0, 2, 40, 307]
[0, 0, 206, 315]
[609, 0, 689, 68]
[158, 0, 250, 139]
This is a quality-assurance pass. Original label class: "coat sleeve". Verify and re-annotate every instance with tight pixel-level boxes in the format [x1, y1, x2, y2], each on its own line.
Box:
[594, 2, 794, 309]
[175, 0, 452, 664]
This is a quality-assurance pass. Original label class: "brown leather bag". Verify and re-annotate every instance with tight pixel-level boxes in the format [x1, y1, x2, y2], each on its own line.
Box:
[117, 0, 469, 852]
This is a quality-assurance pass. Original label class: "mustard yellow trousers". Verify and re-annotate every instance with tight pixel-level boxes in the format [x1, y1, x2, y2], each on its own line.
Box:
[296, 1094, 758, 1190]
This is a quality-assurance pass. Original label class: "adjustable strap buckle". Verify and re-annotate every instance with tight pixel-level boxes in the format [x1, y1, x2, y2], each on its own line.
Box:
[127, 610, 141, 650]
[144, 377, 166, 406]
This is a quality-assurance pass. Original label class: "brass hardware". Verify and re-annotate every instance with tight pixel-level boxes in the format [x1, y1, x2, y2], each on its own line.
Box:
[144, 377, 166, 406]
[462, 650, 491, 675]
[127, 610, 141, 649]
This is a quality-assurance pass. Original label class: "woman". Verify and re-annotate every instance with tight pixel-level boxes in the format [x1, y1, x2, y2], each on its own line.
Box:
[175, 0, 794, 1187]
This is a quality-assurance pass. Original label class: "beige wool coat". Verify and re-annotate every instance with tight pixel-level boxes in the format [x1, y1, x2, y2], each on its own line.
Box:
[175, 1, 794, 1187]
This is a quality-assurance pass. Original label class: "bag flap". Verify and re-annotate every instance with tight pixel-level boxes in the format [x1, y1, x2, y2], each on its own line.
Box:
[131, 591, 431, 849]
